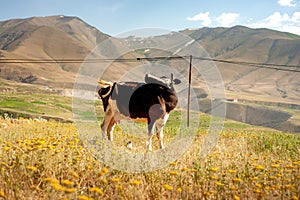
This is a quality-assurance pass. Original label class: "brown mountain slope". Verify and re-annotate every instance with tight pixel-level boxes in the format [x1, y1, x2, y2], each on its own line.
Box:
[0, 15, 111, 87]
[126, 26, 300, 103]
[0, 16, 299, 104]
[185, 26, 300, 102]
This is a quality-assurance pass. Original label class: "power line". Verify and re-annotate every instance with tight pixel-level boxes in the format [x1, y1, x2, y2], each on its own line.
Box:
[0, 56, 299, 72]
[193, 57, 300, 73]
[0, 56, 184, 63]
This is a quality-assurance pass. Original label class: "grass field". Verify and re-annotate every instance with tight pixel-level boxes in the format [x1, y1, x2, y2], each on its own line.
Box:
[0, 113, 299, 200]
[0, 81, 299, 199]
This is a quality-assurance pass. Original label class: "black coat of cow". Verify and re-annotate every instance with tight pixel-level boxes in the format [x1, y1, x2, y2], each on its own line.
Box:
[98, 74, 180, 151]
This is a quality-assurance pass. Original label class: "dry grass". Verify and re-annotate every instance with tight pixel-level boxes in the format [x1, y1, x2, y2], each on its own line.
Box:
[0, 116, 299, 200]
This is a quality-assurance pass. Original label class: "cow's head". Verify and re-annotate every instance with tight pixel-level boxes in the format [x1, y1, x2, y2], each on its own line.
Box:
[144, 73, 181, 90]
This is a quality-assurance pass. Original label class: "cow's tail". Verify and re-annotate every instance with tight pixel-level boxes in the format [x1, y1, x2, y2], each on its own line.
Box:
[98, 79, 113, 86]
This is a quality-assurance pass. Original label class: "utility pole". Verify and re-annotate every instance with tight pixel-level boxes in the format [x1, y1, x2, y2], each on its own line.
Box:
[187, 55, 192, 127]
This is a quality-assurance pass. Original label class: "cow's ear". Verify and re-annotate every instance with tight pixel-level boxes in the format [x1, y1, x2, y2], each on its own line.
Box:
[173, 79, 181, 85]
[111, 83, 118, 100]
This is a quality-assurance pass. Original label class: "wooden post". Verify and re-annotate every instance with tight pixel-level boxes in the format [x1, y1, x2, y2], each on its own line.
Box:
[187, 55, 192, 127]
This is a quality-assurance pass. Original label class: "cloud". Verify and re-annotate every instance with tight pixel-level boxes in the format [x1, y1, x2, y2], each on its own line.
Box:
[216, 13, 240, 27]
[277, 0, 296, 7]
[187, 11, 300, 35]
[187, 12, 240, 27]
[248, 11, 300, 35]
[186, 12, 211, 26]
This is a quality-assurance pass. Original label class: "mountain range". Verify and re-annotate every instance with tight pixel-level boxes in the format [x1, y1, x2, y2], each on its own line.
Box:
[0, 15, 299, 104]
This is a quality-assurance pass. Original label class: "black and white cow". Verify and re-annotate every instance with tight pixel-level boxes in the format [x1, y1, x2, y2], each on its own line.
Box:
[98, 74, 181, 151]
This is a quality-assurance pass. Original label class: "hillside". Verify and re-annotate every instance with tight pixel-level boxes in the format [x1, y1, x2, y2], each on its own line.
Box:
[0, 16, 299, 103]
[122, 26, 300, 104]
[181, 26, 300, 103]
[0, 15, 112, 88]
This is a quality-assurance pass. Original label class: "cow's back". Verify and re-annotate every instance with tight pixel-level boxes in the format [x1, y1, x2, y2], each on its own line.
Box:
[128, 83, 178, 119]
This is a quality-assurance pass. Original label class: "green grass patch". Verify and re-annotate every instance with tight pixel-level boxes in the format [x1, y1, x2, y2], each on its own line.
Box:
[0, 92, 73, 119]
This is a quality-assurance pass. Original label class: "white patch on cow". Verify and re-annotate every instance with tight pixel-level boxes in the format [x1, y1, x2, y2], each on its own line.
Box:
[155, 113, 169, 149]
[147, 136, 153, 151]
[107, 122, 116, 141]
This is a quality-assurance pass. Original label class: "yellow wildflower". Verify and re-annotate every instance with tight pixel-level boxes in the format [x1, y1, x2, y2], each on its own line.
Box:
[190, 169, 197, 172]
[131, 180, 141, 186]
[271, 164, 280, 168]
[44, 177, 59, 184]
[204, 191, 211, 196]
[215, 181, 224, 186]
[232, 178, 242, 183]
[253, 189, 261, 194]
[233, 195, 240, 200]
[292, 195, 298, 200]
[163, 184, 173, 191]
[292, 161, 300, 165]
[101, 178, 108, 184]
[64, 188, 76, 193]
[61, 179, 74, 186]
[228, 169, 236, 173]
[26, 166, 38, 172]
[254, 165, 264, 170]
[0, 190, 4, 198]
[71, 171, 79, 179]
[169, 162, 176, 165]
[77, 195, 94, 200]
[181, 167, 189, 171]
[169, 171, 179, 176]
[115, 184, 123, 190]
[176, 187, 182, 193]
[210, 167, 218, 172]
[285, 165, 294, 169]
[50, 183, 64, 191]
[250, 177, 259, 181]
[3, 147, 10, 151]
[89, 187, 103, 195]
[229, 185, 237, 190]
[255, 183, 262, 188]
[98, 167, 108, 176]
[110, 177, 120, 182]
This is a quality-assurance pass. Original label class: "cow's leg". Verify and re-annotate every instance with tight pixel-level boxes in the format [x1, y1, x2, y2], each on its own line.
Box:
[147, 103, 165, 151]
[147, 118, 156, 151]
[100, 109, 113, 140]
[107, 118, 116, 141]
[156, 113, 169, 149]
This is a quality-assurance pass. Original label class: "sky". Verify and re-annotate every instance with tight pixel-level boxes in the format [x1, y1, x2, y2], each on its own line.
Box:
[1, 0, 300, 36]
